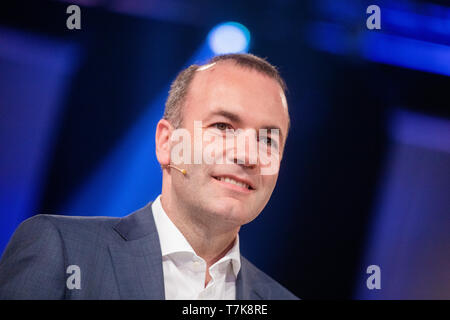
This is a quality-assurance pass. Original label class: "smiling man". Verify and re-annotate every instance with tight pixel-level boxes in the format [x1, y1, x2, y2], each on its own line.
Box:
[0, 53, 298, 300]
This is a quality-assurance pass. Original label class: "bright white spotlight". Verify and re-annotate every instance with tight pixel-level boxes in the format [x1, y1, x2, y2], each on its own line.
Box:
[208, 22, 250, 54]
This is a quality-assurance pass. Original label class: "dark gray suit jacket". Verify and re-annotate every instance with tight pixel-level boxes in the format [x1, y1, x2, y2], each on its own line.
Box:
[0, 202, 298, 300]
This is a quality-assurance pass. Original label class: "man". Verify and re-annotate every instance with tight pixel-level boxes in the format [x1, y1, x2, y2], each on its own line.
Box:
[0, 53, 298, 299]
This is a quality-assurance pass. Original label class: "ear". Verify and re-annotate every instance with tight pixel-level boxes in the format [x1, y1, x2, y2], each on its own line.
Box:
[155, 119, 173, 167]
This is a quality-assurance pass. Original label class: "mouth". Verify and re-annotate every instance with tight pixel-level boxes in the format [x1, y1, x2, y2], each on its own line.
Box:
[212, 175, 255, 191]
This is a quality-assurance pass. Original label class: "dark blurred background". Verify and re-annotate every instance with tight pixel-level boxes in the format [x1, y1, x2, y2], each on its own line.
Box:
[0, 0, 449, 299]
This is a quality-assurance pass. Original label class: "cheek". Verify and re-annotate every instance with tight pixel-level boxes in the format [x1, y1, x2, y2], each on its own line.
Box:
[259, 146, 281, 176]
[262, 176, 278, 195]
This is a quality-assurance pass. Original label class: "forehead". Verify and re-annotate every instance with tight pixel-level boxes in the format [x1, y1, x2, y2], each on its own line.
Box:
[191, 61, 281, 96]
[184, 62, 289, 133]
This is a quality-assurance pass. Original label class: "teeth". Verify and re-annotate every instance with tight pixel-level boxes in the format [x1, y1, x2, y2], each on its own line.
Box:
[218, 177, 250, 189]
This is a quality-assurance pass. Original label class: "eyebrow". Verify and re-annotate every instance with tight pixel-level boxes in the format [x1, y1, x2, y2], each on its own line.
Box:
[211, 109, 242, 124]
[208, 109, 284, 141]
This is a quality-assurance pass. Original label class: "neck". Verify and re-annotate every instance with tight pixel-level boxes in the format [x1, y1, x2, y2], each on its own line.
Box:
[160, 184, 239, 267]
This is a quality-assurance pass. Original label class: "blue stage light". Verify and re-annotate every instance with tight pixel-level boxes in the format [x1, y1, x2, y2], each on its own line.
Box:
[208, 22, 250, 54]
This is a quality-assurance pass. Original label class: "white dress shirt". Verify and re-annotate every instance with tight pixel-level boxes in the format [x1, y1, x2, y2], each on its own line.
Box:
[151, 195, 241, 300]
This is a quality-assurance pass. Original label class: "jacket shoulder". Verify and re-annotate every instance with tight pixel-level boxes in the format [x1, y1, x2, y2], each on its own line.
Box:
[30, 213, 122, 240]
[0, 214, 68, 298]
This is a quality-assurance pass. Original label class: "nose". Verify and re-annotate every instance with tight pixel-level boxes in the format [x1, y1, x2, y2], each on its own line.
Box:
[225, 128, 259, 168]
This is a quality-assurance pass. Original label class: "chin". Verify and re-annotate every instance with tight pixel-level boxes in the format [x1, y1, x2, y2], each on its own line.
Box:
[208, 198, 257, 225]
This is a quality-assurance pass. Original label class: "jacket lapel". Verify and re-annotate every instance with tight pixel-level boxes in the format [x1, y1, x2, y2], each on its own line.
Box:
[235, 257, 269, 300]
[109, 202, 165, 299]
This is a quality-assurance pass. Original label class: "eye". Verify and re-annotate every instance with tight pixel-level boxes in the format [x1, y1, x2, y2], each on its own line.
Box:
[212, 122, 233, 131]
[259, 136, 278, 149]
[260, 136, 271, 145]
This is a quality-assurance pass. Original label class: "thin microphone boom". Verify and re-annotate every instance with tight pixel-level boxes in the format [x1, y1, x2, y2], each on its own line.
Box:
[164, 164, 187, 175]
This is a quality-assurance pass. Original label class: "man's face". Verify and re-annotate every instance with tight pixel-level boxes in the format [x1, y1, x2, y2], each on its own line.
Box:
[169, 62, 289, 228]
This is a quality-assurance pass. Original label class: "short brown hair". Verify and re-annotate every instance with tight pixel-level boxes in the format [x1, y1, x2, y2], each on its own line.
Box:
[163, 53, 290, 133]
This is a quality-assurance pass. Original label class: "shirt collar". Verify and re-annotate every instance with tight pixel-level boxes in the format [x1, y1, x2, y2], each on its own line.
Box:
[151, 195, 241, 278]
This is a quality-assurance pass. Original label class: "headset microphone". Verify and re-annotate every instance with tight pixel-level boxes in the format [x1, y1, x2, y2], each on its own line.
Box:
[164, 164, 187, 176]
